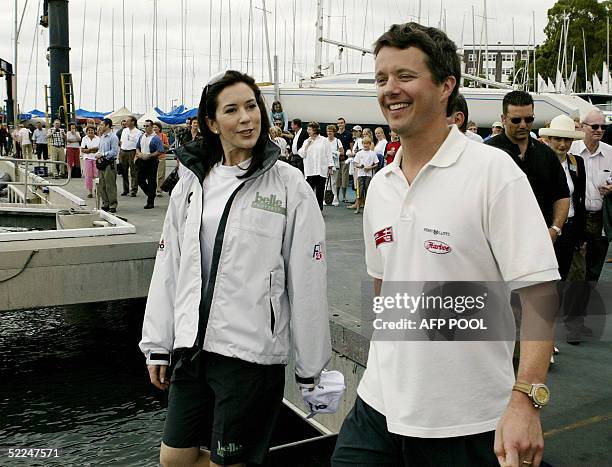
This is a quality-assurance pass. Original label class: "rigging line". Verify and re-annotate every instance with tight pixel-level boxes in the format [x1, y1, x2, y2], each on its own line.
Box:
[21, 0, 40, 108]
[79, 0, 87, 109]
[17, 0, 30, 40]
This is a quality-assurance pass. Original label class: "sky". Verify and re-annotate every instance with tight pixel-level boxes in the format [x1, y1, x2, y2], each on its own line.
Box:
[0, 0, 557, 114]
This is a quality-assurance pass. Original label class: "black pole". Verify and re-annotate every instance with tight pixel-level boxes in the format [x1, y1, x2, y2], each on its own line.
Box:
[48, 0, 70, 123]
[5, 73, 14, 124]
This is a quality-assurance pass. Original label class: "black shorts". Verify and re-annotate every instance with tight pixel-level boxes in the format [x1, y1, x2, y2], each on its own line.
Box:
[163, 349, 285, 466]
[331, 397, 499, 467]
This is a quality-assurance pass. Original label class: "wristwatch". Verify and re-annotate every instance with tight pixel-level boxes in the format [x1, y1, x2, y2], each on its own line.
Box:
[550, 225, 562, 237]
[512, 381, 550, 408]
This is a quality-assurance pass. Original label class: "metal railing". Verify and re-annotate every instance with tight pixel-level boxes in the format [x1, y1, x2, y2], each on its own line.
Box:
[0, 156, 71, 206]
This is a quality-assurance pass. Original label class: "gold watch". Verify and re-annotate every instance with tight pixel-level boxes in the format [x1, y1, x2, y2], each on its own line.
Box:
[512, 381, 550, 408]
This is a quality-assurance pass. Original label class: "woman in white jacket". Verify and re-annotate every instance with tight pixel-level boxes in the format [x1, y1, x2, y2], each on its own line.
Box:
[140, 70, 331, 467]
[298, 121, 334, 210]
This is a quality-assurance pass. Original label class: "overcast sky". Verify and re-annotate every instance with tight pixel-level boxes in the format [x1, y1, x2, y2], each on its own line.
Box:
[0, 0, 556, 114]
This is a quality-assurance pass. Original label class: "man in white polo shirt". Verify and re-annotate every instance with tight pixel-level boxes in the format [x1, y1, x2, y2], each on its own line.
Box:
[119, 116, 143, 197]
[332, 23, 559, 467]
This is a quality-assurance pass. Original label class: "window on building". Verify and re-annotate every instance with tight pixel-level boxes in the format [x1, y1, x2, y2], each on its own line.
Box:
[467, 67, 476, 74]
[468, 53, 476, 62]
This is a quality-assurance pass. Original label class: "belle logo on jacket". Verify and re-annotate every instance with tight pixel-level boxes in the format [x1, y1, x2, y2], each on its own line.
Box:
[158, 239, 165, 252]
[251, 191, 287, 215]
[424, 240, 452, 254]
[313, 243, 324, 260]
[374, 227, 394, 248]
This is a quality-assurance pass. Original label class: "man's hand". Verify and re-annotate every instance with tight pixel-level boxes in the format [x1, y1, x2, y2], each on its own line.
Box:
[598, 183, 612, 196]
[494, 393, 544, 467]
[147, 364, 170, 390]
[548, 228, 558, 243]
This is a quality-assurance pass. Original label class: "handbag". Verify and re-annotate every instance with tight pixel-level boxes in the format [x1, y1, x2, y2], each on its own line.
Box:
[324, 176, 334, 205]
[161, 167, 180, 194]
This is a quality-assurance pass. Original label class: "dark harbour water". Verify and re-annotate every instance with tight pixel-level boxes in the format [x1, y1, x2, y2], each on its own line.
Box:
[0, 299, 166, 466]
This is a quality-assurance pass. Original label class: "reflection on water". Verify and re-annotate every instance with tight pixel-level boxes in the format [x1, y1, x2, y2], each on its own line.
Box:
[0, 299, 165, 466]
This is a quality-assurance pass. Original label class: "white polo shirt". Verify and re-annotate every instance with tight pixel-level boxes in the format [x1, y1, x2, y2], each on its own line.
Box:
[359, 125, 559, 438]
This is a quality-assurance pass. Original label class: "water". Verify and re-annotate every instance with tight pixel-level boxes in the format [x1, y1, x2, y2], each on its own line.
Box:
[0, 299, 166, 466]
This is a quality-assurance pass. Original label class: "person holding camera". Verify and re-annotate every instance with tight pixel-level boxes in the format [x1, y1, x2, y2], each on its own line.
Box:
[140, 70, 332, 467]
[95, 118, 119, 212]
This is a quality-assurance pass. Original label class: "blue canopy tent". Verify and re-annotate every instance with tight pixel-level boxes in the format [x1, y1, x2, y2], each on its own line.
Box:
[155, 105, 186, 116]
[75, 108, 110, 120]
[158, 107, 198, 125]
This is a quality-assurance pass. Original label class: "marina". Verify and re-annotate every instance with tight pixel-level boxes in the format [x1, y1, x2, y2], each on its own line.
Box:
[2, 0, 612, 465]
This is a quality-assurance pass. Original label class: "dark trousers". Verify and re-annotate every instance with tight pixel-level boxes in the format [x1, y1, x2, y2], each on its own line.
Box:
[35, 143, 49, 160]
[119, 149, 138, 195]
[584, 211, 609, 281]
[553, 217, 580, 281]
[0, 140, 7, 156]
[136, 158, 159, 204]
[307, 175, 326, 210]
[332, 397, 499, 466]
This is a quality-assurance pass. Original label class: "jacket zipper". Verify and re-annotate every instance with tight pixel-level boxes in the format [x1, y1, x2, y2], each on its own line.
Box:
[192, 181, 247, 361]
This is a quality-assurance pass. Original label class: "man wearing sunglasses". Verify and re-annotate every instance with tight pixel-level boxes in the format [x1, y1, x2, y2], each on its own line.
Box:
[568, 110, 612, 292]
[487, 91, 570, 243]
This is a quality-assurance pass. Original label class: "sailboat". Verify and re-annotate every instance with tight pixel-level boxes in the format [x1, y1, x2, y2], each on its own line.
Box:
[259, 0, 597, 129]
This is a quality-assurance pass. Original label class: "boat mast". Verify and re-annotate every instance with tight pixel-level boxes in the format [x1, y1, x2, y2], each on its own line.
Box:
[582, 28, 589, 92]
[229, 0, 232, 69]
[208, 0, 212, 75]
[218, 0, 223, 70]
[608, 15, 610, 93]
[79, 1, 86, 108]
[314, 0, 324, 77]
[112, 9, 115, 110]
[94, 7, 102, 111]
[483, 0, 489, 84]
[291, 0, 296, 80]
[262, 0, 273, 82]
[533, 11, 536, 92]
[180, 0, 184, 104]
[130, 13, 134, 110]
[122, 0, 126, 107]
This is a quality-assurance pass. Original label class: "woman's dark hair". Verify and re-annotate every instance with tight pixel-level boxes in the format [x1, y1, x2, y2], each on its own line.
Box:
[307, 121, 320, 135]
[197, 70, 271, 179]
[153, 122, 163, 131]
[272, 101, 283, 112]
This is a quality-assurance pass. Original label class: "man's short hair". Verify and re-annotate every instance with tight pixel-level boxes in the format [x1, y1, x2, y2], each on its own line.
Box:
[292, 118, 302, 126]
[337, 117, 346, 123]
[374, 22, 461, 115]
[502, 90, 533, 115]
[102, 118, 113, 128]
[145, 119, 154, 126]
[449, 93, 468, 132]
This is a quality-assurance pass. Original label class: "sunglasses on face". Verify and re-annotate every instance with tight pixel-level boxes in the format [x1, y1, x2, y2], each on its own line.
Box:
[584, 123, 608, 131]
[508, 116, 535, 124]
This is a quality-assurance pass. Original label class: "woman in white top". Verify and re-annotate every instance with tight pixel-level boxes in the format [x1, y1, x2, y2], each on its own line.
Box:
[326, 124, 344, 206]
[66, 122, 82, 174]
[374, 127, 388, 170]
[298, 121, 334, 210]
[80, 126, 100, 198]
[269, 126, 288, 159]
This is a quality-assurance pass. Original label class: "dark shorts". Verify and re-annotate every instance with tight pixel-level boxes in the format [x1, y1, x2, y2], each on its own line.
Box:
[332, 397, 499, 467]
[358, 176, 371, 200]
[163, 349, 285, 466]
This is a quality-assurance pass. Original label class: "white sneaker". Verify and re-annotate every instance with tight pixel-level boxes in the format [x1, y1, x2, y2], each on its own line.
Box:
[332, 202, 339, 206]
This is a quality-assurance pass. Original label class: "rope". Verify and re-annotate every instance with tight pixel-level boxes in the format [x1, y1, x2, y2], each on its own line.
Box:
[0, 249, 39, 283]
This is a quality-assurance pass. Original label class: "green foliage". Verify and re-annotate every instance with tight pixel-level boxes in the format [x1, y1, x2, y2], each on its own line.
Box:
[527, 0, 612, 91]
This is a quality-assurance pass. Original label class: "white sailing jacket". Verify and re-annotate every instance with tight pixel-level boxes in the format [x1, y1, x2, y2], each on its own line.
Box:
[139, 139, 332, 387]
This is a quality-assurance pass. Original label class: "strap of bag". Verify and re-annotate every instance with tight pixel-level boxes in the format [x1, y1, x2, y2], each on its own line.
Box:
[325, 175, 333, 190]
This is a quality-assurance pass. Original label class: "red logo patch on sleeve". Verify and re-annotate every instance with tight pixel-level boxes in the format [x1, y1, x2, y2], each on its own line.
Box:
[374, 227, 394, 247]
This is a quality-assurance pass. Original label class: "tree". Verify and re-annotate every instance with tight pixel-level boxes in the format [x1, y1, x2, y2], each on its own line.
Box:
[519, 0, 612, 92]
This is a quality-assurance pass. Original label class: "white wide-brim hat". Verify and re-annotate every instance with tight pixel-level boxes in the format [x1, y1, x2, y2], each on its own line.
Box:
[539, 115, 584, 140]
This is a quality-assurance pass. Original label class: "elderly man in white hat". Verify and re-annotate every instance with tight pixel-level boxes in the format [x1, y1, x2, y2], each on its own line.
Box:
[483, 121, 504, 142]
[539, 115, 586, 281]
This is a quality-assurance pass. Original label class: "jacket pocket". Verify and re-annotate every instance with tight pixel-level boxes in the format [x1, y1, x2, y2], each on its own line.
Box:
[269, 271, 280, 337]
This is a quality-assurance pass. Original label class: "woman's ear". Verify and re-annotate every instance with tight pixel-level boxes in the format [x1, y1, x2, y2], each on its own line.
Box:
[205, 116, 218, 134]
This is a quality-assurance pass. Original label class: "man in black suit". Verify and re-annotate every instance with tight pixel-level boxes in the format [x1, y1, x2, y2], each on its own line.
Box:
[288, 118, 307, 173]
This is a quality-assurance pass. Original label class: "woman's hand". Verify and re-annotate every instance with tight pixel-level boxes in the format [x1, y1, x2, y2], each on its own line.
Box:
[147, 364, 170, 390]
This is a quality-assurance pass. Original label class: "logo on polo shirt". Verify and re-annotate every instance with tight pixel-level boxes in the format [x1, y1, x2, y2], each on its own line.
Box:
[424, 240, 452, 254]
[251, 192, 287, 215]
[158, 239, 165, 252]
[313, 243, 324, 260]
[374, 227, 394, 247]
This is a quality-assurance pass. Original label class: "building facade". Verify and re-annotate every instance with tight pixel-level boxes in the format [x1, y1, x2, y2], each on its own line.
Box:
[462, 43, 532, 84]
